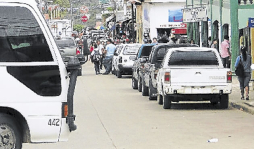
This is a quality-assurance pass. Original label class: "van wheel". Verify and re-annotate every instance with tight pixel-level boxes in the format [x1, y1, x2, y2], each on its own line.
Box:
[132, 77, 138, 89]
[163, 95, 172, 109]
[220, 94, 229, 109]
[0, 114, 22, 149]
[78, 68, 82, 76]
[149, 81, 157, 100]
[117, 71, 122, 78]
[138, 76, 142, 92]
[142, 79, 149, 96]
[157, 94, 163, 105]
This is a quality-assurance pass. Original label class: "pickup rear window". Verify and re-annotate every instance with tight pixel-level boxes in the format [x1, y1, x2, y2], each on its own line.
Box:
[140, 46, 153, 57]
[168, 51, 219, 65]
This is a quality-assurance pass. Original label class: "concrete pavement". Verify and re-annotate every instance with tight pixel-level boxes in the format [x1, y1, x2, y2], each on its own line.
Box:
[229, 76, 254, 115]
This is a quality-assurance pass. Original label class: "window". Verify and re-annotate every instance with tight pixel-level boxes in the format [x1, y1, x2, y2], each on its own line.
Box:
[140, 46, 153, 57]
[168, 51, 219, 66]
[0, 6, 53, 62]
[123, 45, 140, 55]
[156, 48, 166, 61]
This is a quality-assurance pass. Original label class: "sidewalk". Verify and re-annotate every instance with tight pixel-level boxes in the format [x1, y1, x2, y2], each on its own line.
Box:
[229, 76, 254, 115]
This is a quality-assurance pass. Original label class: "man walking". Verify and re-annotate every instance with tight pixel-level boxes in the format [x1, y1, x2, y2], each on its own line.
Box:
[220, 35, 231, 68]
[102, 39, 116, 75]
[97, 40, 104, 70]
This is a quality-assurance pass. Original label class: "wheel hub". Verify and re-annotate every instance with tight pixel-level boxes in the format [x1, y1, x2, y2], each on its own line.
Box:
[0, 125, 15, 149]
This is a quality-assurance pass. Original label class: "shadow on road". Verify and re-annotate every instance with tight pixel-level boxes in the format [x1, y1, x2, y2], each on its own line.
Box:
[164, 102, 232, 110]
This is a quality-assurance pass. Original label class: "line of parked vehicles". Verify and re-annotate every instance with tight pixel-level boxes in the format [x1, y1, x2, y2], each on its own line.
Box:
[111, 42, 232, 109]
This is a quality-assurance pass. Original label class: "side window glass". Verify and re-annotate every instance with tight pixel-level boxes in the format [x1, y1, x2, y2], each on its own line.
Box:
[157, 48, 166, 61]
[148, 47, 155, 62]
[0, 6, 53, 62]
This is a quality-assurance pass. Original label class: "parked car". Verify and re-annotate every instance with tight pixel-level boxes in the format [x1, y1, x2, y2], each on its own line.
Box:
[132, 44, 156, 91]
[55, 37, 83, 76]
[114, 44, 142, 78]
[156, 47, 232, 109]
[112, 44, 124, 74]
[142, 44, 199, 100]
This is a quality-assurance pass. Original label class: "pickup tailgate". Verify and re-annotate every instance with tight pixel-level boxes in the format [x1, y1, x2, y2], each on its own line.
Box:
[170, 68, 229, 86]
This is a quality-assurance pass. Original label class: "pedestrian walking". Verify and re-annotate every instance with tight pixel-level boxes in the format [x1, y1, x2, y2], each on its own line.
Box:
[102, 39, 116, 75]
[97, 40, 104, 70]
[91, 44, 102, 75]
[152, 37, 158, 44]
[235, 47, 252, 100]
[220, 35, 231, 68]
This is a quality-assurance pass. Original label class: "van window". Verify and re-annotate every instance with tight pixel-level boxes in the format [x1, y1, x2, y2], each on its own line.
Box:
[168, 51, 219, 65]
[0, 6, 53, 62]
[140, 46, 153, 57]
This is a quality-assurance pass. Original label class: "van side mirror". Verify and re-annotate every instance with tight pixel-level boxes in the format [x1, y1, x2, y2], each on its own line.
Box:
[66, 56, 81, 72]
[76, 54, 88, 65]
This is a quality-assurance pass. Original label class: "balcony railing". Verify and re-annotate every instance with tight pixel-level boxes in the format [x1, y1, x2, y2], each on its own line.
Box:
[238, 0, 253, 5]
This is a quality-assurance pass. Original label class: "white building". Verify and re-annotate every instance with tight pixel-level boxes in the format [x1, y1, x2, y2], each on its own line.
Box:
[141, 0, 186, 40]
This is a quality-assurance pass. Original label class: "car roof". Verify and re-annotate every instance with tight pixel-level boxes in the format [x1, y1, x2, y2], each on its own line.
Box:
[0, 0, 37, 5]
[168, 47, 218, 52]
[153, 43, 199, 49]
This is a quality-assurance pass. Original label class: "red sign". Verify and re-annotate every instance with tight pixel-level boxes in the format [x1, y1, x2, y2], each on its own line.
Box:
[81, 15, 88, 23]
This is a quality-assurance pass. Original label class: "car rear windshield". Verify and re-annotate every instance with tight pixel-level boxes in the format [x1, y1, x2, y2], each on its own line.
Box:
[140, 46, 153, 57]
[56, 39, 75, 48]
[168, 51, 219, 66]
[123, 45, 140, 55]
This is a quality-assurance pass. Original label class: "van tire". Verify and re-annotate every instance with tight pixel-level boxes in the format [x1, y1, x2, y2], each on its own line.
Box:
[138, 76, 142, 92]
[117, 71, 122, 78]
[149, 81, 157, 100]
[132, 77, 138, 89]
[0, 114, 22, 149]
[220, 94, 229, 109]
[157, 94, 163, 105]
[78, 68, 82, 76]
[163, 95, 172, 109]
[142, 79, 149, 96]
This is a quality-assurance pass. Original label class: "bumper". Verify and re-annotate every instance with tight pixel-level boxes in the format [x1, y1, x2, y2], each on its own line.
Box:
[58, 118, 71, 142]
[164, 85, 232, 95]
[118, 64, 133, 73]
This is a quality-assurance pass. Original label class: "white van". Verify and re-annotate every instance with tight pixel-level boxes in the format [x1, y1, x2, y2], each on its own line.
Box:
[0, 0, 82, 148]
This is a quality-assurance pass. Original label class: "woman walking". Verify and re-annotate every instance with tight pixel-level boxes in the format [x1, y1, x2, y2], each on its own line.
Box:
[235, 47, 252, 100]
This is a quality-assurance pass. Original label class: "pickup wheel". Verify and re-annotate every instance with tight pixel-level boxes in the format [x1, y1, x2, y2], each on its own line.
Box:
[149, 81, 157, 100]
[138, 76, 142, 92]
[112, 67, 116, 75]
[78, 67, 82, 76]
[132, 77, 138, 89]
[142, 78, 149, 96]
[117, 70, 122, 78]
[0, 114, 22, 149]
[163, 95, 172, 109]
[157, 94, 163, 105]
[220, 94, 229, 109]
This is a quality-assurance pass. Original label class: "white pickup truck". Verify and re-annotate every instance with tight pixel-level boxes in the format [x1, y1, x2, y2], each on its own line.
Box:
[157, 47, 232, 109]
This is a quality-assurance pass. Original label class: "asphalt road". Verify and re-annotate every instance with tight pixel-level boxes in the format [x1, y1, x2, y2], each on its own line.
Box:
[24, 63, 254, 149]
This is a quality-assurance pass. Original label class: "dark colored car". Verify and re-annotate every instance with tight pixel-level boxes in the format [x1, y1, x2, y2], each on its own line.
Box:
[142, 44, 199, 100]
[132, 44, 156, 91]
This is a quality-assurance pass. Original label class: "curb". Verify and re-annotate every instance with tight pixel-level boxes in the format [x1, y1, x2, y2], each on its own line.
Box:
[229, 101, 254, 115]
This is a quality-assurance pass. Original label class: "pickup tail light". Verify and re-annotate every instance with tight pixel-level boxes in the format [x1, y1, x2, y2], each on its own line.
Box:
[62, 102, 68, 118]
[227, 71, 232, 83]
[76, 48, 80, 55]
[164, 72, 171, 83]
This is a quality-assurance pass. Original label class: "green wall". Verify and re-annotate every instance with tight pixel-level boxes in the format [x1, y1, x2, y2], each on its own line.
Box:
[238, 9, 254, 29]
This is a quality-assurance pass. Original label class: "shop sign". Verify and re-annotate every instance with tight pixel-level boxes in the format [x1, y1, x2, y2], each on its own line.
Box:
[183, 7, 207, 22]
[159, 23, 186, 28]
[248, 18, 254, 28]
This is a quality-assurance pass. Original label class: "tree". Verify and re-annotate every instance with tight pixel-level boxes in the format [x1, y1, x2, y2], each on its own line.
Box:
[73, 24, 84, 33]
[53, 0, 70, 8]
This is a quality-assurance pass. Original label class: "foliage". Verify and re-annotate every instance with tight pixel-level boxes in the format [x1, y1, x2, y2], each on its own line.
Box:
[107, 7, 113, 11]
[73, 24, 84, 33]
[53, 0, 70, 8]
